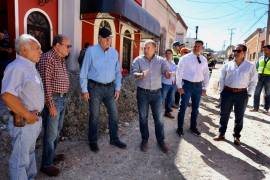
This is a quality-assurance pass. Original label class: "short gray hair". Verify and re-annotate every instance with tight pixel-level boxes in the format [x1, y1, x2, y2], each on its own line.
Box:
[144, 39, 157, 48]
[15, 34, 40, 54]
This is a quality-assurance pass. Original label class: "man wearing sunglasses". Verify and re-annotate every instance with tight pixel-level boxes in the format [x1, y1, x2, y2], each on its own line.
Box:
[251, 45, 270, 114]
[213, 44, 257, 145]
[176, 40, 209, 137]
[37, 35, 71, 176]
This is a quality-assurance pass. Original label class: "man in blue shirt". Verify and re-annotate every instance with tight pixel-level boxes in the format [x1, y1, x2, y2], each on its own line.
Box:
[80, 27, 126, 152]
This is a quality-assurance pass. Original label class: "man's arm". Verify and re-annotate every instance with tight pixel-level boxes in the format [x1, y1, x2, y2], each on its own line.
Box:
[247, 64, 258, 96]
[80, 48, 91, 93]
[219, 64, 227, 93]
[1, 93, 38, 123]
[132, 58, 144, 79]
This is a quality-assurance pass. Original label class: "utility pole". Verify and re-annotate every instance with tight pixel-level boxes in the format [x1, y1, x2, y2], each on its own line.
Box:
[266, 0, 270, 44]
[246, 1, 270, 44]
[195, 26, 198, 40]
[228, 28, 235, 47]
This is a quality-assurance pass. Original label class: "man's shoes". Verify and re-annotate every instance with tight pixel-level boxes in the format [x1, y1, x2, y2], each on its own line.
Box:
[234, 137, 241, 145]
[190, 128, 201, 136]
[89, 143, 99, 152]
[140, 141, 148, 152]
[110, 140, 127, 149]
[250, 108, 259, 112]
[164, 112, 174, 119]
[176, 128, 184, 137]
[40, 165, 60, 177]
[158, 142, 169, 154]
[53, 154, 65, 165]
[263, 109, 270, 114]
[213, 135, 225, 141]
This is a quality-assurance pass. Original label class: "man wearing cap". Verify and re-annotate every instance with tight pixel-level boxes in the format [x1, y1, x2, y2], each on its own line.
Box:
[176, 40, 209, 137]
[251, 45, 270, 114]
[37, 35, 71, 176]
[213, 44, 257, 145]
[1, 34, 43, 180]
[80, 27, 126, 153]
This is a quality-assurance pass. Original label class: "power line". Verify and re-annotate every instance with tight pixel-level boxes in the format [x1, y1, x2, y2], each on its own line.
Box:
[180, 5, 249, 20]
[239, 11, 267, 39]
[185, 0, 236, 4]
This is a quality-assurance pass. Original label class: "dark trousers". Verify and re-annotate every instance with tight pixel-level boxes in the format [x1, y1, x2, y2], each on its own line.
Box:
[253, 75, 270, 110]
[177, 80, 202, 130]
[219, 90, 249, 138]
[88, 81, 119, 143]
[137, 88, 165, 143]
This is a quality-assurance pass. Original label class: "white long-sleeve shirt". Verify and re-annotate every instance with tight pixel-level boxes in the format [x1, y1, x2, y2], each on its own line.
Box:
[176, 52, 209, 89]
[219, 60, 258, 95]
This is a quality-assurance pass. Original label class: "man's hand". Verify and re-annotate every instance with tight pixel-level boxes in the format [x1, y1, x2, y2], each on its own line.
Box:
[25, 111, 39, 124]
[114, 90, 120, 101]
[178, 88, 184, 95]
[49, 105, 58, 117]
[82, 92, 90, 102]
[201, 90, 207, 96]
[164, 71, 171, 79]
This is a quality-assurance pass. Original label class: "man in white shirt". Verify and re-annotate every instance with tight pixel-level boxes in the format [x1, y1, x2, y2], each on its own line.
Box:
[213, 44, 258, 145]
[162, 49, 177, 119]
[176, 40, 209, 136]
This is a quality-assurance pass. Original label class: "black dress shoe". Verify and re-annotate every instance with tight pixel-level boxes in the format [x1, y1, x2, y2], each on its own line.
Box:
[110, 140, 127, 149]
[234, 137, 241, 145]
[176, 128, 184, 137]
[158, 142, 169, 154]
[89, 143, 99, 152]
[140, 141, 148, 152]
[190, 128, 201, 136]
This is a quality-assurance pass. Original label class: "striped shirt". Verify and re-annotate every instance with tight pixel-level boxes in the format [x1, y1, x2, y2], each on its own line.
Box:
[37, 49, 70, 108]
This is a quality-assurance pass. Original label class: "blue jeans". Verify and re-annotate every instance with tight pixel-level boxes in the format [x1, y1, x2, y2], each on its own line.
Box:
[42, 95, 66, 168]
[162, 83, 177, 113]
[177, 80, 202, 130]
[8, 117, 42, 180]
[88, 82, 119, 143]
[137, 87, 165, 143]
[219, 90, 248, 138]
[253, 75, 270, 110]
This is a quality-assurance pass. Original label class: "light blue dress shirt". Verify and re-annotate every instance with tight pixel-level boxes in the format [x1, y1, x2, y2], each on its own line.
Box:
[80, 44, 122, 93]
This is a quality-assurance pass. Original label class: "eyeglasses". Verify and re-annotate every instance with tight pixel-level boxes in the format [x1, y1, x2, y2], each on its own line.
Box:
[197, 56, 201, 64]
[233, 49, 242, 53]
[61, 43, 72, 49]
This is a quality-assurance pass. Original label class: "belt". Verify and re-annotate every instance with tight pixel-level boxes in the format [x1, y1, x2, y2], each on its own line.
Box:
[53, 93, 67, 97]
[138, 87, 161, 93]
[10, 111, 42, 116]
[183, 79, 202, 85]
[88, 79, 114, 87]
[224, 86, 247, 93]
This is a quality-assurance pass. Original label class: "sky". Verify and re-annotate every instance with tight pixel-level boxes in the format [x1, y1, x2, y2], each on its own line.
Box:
[167, 0, 268, 51]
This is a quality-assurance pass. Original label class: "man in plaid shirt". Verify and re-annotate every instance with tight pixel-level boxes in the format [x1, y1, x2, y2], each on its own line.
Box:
[37, 35, 71, 177]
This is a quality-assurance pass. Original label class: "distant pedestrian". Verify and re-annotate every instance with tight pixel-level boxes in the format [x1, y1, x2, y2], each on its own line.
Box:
[132, 40, 171, 154]
[162, 49, 177, 119]
[213, 44, 257, 145]
[176, 40, 209, 137]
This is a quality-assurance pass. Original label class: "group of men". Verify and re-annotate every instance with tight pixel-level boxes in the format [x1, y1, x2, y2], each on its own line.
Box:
[1, 25, 269, 180]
